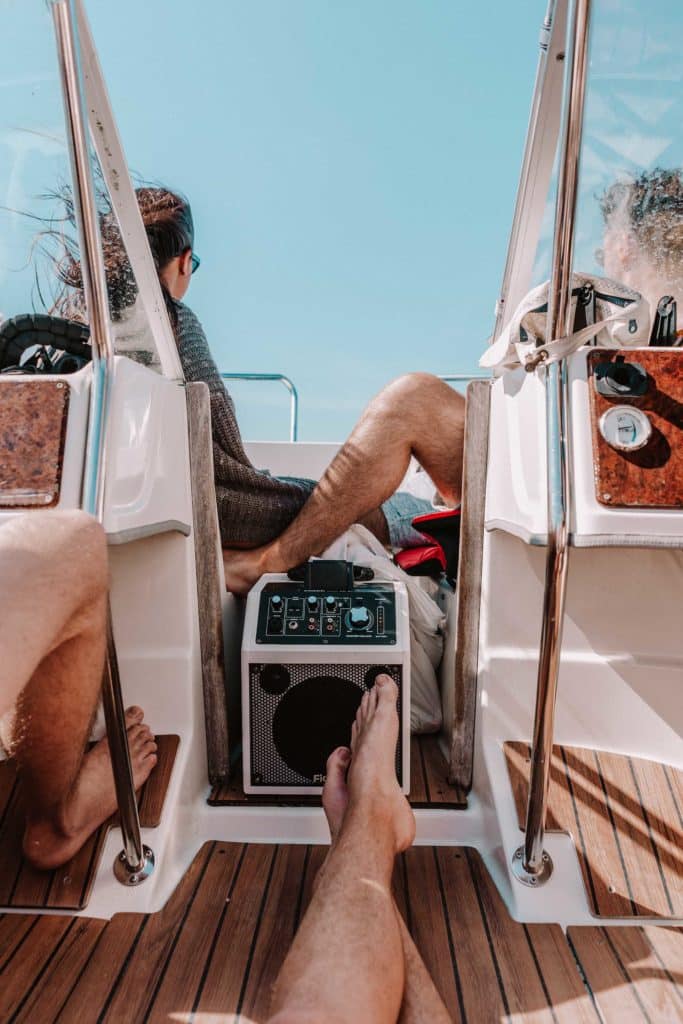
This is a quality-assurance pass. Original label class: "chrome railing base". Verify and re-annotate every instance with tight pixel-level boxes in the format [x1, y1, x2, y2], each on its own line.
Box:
[511, 846, 553, 887]
[114, 845, 155, 886]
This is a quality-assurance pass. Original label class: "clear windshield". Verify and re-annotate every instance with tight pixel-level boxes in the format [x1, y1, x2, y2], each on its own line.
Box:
[534, 0, 683, 341]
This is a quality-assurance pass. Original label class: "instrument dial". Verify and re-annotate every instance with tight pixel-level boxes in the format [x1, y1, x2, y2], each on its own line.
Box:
[599, 405, 652, 452]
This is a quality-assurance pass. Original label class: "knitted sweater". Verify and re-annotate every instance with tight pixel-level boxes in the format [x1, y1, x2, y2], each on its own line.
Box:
[173, 300, 314, 547]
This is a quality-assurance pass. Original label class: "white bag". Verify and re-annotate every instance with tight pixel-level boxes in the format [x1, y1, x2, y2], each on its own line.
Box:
[322, 525, 445, 734]
[481, 274, 650, 372]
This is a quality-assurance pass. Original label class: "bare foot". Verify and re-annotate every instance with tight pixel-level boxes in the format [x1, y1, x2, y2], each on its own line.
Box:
[347, 675, 415, 854]
[23, 706, 158, 870]
[222, 545, 274, 595]
[322, 746, 351, 842]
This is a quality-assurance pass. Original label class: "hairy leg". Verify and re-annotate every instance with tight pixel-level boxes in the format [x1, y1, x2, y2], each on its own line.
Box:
[0, 511, 156, 869]
[224, 373, 465, 593]
[315, 723, 452, 1023]
[268, 677, 415, 1024]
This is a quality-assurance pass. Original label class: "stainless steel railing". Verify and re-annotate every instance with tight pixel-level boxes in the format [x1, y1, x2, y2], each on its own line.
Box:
[52, 0, 153, 886]
[512, 0, 591, 887]
[220, 371, 486, 443]
[221, 372, 299, 441]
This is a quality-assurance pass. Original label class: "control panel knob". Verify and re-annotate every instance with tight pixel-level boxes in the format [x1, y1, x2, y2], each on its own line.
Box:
[306, 595, 319, 611]
[349, 605, 370, 628]
[325, 595, 337, 611]
[271, 595, 283, 609]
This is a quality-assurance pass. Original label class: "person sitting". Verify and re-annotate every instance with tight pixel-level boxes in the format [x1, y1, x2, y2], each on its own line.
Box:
[50, 186, 466, 595]
[267, 674, 453, 1024]
[598, 167, 683, 332]
[0, 510, 157, 869]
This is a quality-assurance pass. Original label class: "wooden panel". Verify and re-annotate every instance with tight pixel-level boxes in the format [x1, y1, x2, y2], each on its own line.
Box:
[0, 735, 178, 912]
[449, 380, 491, 791]
[143, 842, 248, 1022]
[505, 741, 683, 918]
[402, 846, 465, 1020]
[0, 380, 70, 508]
[208, 734, 466, 809]
[186, 382, 231, 786]
[588, 349, 683, 507]
[13, 917, 106, 1023]
[5, 842, 683, 1023]
[569, 924, 683, 1023]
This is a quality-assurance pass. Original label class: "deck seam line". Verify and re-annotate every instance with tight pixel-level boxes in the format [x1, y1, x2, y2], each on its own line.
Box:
[662, 764, 683, 831]
[418, 738, 431, 804]
[236, 844, 280, 1017]
[592, 750, 637, 915]
[51, 919, 107, 1023]
[9, 917, 76, 1023]
[565, 931, 608, 1024]
[189, 841, 250, 1020]
[293, 845, 311, 934]
[465, 848, 511, 1020]
[0, 916, 40, 977]
[602, 926, 654, 1023]
[521, 924, 559, 1024]
[558, 746, 601, 915]
[95, 915, 150, 1024]
[626, 757, 675, 915]
[75, 829, 107, 910]
[432, 847, 468, 1024]
[143, 840, 217, 1020]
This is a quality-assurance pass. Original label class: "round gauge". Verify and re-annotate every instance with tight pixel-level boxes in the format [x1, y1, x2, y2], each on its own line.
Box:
[598, 405, 652, 452]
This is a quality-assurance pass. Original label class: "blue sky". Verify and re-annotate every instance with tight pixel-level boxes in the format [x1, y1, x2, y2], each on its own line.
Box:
[8, 1, 677, 441]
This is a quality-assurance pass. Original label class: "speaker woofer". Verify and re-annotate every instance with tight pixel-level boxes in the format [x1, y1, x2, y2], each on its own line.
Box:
[272, 675, 362, 781]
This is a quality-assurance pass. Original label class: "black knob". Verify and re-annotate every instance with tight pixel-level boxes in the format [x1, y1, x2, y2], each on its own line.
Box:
[325, 595, 337, 611]
[271, 595, 283, 609]
[306, 595, 319, 611]
[260, 664, 290, 695]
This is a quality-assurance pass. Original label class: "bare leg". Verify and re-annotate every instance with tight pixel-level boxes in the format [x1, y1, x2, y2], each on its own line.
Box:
[0, 510, 157, 869]
[268, 676, 415, 1024]
[313, 740, 452, 1022]
[224, 373, 465, 593]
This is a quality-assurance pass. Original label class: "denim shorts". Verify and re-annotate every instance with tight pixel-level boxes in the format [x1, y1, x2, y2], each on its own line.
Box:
[382, 491, 434, 549]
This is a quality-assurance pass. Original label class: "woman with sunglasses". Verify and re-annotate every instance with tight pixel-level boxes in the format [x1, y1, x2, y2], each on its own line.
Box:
[51, 185, 322, 551]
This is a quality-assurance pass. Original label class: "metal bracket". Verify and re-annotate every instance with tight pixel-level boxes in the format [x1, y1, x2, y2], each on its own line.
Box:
[114, 845, 155, 887]
[511, 846, 553, 886]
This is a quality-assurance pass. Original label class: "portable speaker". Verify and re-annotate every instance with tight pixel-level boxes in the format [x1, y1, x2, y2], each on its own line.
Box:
[241, 568, 411, 795]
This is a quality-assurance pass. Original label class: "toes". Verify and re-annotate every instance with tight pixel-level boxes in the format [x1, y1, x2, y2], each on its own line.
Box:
[375, 674, 398, 706]
[124, 706, 144, 725]
[351, 720, 358, 751]
[360, 691, 370, 721]
[325, 746, 351, 779]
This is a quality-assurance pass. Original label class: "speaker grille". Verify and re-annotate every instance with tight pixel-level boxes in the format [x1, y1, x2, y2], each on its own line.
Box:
[248, 662, 403, 787]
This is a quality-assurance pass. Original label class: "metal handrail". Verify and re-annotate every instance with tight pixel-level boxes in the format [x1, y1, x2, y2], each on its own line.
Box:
[438, 374, 491, 384]
[221, 372, 299, 441]
[512, 0, 591, 887]
[52, 0, 153, 886]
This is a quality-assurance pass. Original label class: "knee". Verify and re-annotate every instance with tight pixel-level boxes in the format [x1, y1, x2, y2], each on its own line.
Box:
[54, 510, 108, 596]
[369, 372, 443, 424]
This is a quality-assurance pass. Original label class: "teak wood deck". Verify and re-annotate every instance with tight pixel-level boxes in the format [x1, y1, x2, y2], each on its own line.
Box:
[1, 841, 681, 1023]
[208, 733, 467, 809]
[0, 735, 178, 912]
[505, 741, 683, 919]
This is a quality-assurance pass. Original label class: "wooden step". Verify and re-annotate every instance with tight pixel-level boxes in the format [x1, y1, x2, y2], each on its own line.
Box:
[505, 741, 683, 919]
[0, 734, 179, 912]
[2, 840, 681, 1022]
[208, 733, 467, 809]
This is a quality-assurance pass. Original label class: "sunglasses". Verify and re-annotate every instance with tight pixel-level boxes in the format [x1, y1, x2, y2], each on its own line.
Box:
[191, 252, 201, 274]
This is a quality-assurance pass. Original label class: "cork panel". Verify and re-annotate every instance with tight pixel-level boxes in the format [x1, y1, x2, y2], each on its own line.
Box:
[588, 349, 683, 507]
[0, 380, 70, 509]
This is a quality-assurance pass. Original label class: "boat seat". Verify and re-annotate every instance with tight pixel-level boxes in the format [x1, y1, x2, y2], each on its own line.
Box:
[0, 314, 91, 374]
[395, 508, 461, 581]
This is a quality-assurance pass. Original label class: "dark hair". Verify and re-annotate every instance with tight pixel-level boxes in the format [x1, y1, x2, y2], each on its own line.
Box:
[47, 184, 194, 329]
[599, 168, 683, 273]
